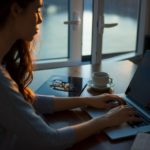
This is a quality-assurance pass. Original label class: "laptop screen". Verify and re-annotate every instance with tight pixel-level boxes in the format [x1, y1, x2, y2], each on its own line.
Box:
[125, 51, 150, 115]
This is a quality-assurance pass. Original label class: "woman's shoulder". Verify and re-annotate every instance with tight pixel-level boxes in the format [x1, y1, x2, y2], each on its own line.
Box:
[0, 66, 19, 92]
[0, 65, 13, 83]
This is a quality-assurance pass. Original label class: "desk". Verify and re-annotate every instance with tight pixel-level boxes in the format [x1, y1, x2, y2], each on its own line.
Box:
[31, 60, 137, 150]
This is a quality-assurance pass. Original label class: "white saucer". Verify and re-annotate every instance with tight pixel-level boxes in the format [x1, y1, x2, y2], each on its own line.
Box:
[88, 80, 114, 91]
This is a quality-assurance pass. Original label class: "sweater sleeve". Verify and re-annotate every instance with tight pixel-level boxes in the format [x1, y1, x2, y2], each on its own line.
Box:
[0, 68, 76, 150]
[33, 94, 55, 114]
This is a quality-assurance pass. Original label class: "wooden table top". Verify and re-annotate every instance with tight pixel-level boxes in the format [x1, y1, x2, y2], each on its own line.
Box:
[31, 60, 137, 150]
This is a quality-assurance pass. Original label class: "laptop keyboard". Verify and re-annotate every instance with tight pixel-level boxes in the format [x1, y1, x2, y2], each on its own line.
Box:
[124, 102, 150, 128]
[128, 119, 149, 128]
[127, 111, 150, 128]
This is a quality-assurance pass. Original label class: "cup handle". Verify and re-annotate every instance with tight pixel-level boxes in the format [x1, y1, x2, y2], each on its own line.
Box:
[109, 78, 113, 84]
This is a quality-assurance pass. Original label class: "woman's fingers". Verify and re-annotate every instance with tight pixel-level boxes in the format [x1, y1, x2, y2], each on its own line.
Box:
[127, 116, 143, 125]
[120, 106, 143, 123]
[106, 100, 126, 109]
[110, 95, 126, 105]
[104, 94, 126, 105]
[108, 105, 136, 116]
[107, 105, 143, 127]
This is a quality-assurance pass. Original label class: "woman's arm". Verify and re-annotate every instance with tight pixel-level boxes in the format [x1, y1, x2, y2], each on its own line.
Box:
[34, 94, 87, 114]
[34, 94, 86, 114]
[61, 105, 141, 143]
[53, 93, 125, 112]
[34, 93, 125, 114]
[0, 73, 141, 149]
[53, 96, 87, 112]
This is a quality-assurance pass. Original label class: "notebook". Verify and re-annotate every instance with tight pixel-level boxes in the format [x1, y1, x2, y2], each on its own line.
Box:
[36, 75, 88, 97]
[131, 133, 150, 150]
[85, 50, 150, 140]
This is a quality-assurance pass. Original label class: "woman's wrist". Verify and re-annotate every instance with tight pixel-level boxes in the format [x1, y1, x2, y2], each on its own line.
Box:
[95, 115, 112, 129]
[79, 97, 92, 107]
[89, 116, 110, 134]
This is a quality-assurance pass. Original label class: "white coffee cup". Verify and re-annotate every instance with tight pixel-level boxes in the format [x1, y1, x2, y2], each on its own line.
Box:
[92, 72, 113, 88]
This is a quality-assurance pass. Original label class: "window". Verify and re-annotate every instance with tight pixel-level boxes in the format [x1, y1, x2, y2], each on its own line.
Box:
[34, 0, 147, 69]
[35, 0, 83, 70]
[91, 0, 146, 64]
[35, 0, 69, 60]
[102, 0, 140, 54]
[82, 0, 93, 56]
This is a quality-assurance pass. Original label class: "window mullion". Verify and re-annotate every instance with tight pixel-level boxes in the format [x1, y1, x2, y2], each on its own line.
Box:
[91, 0, 103, 65]
[69, 0, 83, 63]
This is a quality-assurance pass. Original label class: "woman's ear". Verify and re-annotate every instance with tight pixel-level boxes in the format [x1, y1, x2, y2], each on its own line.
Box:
[10, 2, 24, 18]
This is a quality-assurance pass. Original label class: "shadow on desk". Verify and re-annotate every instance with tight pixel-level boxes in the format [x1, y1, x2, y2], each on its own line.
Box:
[71, 135, 134, 150]
[44, 108, 135, 150]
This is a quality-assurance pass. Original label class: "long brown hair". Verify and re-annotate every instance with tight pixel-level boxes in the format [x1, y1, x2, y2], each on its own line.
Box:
[1, 0, 36, 103]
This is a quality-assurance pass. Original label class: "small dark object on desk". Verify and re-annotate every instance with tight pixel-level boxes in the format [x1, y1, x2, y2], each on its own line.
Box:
[87, 86, 113, 95]
[36, 75, 88, 97]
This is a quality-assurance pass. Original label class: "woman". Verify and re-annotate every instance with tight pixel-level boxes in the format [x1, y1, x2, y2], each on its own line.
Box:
[0, 0, 141, 150]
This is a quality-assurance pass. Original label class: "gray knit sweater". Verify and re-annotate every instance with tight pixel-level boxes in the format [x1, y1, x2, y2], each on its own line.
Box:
[0, 66, 75, 150]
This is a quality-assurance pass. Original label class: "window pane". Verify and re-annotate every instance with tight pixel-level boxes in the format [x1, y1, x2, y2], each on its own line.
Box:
[35, 0, 69, 60]
[102, 0, 140, 54]
[82, 0, 93, 56]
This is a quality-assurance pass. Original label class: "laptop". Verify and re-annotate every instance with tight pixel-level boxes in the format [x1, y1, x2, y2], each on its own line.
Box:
[85, 51, 150, 140]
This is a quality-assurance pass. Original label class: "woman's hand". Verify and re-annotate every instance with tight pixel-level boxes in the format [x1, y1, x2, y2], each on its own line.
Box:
[103, 105, 142, 127]
[84, 93, 125, 110]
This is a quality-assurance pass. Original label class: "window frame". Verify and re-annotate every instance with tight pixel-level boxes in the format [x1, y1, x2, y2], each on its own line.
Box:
[90, 0, 149, 64]
[34, 0, 84, 70]
[34, 0, 149, 70]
